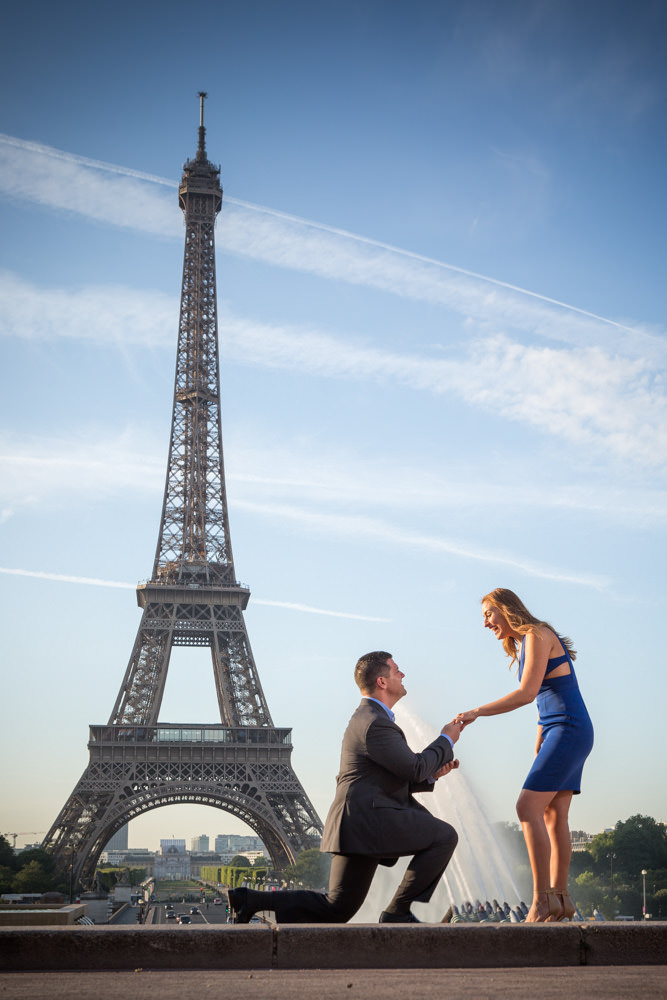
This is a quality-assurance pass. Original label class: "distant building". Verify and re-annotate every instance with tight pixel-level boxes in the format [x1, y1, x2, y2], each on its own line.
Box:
[154, 839, 190, 880]
[189, 853, 221, 877]
[14, 843, 42, 854]
[104, 848, 154, 874]
[214, 834, 265, 854]
[104, 825, 129, 851]
[570, 830, 594, 852]
[191, 834, 210, 853]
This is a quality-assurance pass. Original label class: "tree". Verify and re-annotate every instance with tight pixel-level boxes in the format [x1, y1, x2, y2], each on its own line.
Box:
[12, 861, 52, 894]
[283, 848, 331, 889]
[653, 888, 667, 920]
[589, 815, 667, 881]
[15, 848, 57, 877]
[0, 866, 15, 893]
[613, 815, 667, 874]
[569, 850, 595, 878]
[230, 855, 251, 868]
[0, 836, 15, 870]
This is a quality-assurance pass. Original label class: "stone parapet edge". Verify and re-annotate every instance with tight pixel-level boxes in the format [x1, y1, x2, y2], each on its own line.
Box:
[0, 923, 665, 971]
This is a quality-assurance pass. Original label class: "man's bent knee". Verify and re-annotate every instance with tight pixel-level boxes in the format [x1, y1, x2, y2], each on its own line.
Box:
[436, 820, 458, 850]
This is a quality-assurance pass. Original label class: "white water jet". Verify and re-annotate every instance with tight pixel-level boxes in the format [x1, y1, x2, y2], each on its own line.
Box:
[351, 705, 521, 922]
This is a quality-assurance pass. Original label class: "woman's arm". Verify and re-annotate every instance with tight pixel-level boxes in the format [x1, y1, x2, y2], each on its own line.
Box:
[458, 629, 551, 722]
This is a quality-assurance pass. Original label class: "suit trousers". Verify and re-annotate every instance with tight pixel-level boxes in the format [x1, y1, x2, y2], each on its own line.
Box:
[255, 817, 458, 923]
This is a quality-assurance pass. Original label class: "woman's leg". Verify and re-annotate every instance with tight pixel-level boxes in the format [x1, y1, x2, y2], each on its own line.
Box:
[544, 789, 573, 889]
[544, 790, 576, 918]
[516, 788, 558, 921]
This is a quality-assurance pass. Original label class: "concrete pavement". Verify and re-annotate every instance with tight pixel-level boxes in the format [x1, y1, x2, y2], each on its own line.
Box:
[1, 967, 666, 1000]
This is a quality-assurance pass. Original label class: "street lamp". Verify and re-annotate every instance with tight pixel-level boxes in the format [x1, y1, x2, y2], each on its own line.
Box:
[641, 869, 647, 919]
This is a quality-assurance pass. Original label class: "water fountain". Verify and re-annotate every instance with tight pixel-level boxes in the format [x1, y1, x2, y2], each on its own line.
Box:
[351, 706, 523, 923]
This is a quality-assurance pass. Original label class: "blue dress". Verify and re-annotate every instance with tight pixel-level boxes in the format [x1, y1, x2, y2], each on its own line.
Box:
[519, 636, 594, 794]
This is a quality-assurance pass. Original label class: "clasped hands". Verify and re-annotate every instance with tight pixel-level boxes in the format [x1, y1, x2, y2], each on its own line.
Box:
[440, 709, 478, 745]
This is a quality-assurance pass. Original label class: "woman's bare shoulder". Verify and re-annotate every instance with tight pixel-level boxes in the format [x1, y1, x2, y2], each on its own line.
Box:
[527, 625, 562, 656]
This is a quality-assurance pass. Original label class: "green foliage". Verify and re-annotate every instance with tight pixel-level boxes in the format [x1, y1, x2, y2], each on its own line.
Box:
[12, 861, 52, 893]
[569, 850, 594, 878]
[200, 865, 221, 883]
[283, 848, 332, 890]
[94, 866, 147, 892]
[16, 848, 56, 876]
[0, 836, 15, 869]
[229, 855, 251, 867]
[0, 866, 15, 892]
[589, 815, 667, 876]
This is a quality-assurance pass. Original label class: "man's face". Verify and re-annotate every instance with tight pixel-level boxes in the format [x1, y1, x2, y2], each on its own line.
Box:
[378, 657, 407, 704]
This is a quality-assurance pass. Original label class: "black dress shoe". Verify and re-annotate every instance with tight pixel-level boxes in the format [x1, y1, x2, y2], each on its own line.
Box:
[227, 887, 253, 924]
[379, 909, 421, 923]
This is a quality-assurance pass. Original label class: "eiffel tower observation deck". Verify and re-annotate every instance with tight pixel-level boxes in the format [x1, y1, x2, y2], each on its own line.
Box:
[43, 95, 323, 889]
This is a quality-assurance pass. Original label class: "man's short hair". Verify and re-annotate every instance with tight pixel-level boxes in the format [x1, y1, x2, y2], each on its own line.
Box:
[354, 651, 393, 694]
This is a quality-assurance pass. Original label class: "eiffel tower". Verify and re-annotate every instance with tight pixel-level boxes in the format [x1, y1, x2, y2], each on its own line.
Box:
[43, 94, 322, 889]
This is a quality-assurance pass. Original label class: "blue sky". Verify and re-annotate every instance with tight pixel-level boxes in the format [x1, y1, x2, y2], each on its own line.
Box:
[1, 0, 665, 854]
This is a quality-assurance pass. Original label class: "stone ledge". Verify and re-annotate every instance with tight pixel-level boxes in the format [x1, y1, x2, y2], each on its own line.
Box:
[0, 923, 665, 972]
[0, 926, 272, 971]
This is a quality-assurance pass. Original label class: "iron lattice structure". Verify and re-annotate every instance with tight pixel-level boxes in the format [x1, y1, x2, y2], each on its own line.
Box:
[44, 95, 322, 888]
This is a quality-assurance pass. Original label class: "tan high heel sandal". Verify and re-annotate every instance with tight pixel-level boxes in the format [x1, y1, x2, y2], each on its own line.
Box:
[544, 889, 565, 921]
[526, 890, 553, 922]
[550, 887, 575, 921]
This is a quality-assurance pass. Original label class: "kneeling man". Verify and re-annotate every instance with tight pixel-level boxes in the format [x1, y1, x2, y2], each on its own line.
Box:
[229, 650, 462, 924]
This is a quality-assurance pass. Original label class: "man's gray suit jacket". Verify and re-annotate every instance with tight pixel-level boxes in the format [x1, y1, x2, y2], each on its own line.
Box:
[320, 699, 453, 864]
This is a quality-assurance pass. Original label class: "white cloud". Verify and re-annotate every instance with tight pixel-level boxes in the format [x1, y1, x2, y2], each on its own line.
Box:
[0, 133, 179, 237]
[0, 270, 176, 347]
[1, 133, 664, 364]
[0, 566, 389, 622]
[222, 320, 667, 467]
[0, 429, 165, 505]
[2, 271, 666, 468]
[233, 498, 609, 589]
[1, 429, 665, 523]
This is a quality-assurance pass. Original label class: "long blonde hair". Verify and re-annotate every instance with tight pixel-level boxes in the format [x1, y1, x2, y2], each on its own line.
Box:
[481, 588, 577, 667]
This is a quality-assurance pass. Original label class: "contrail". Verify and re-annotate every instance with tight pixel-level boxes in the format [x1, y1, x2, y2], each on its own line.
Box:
[229, 196, 640, 336]
[0, 132, 642, 337]
[0, 132, 178, 188]
[0, 566, 389, 622]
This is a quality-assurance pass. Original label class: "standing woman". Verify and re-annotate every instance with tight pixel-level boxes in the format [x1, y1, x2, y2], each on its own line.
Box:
[457, 588, 593, 922]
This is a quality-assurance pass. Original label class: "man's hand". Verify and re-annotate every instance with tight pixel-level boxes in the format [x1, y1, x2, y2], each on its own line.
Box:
[441, 719, 465, 743]
[433, 759, 459, 780]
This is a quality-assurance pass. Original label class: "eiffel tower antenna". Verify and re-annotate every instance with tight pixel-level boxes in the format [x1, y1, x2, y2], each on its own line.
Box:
[43, 95, 322, 889]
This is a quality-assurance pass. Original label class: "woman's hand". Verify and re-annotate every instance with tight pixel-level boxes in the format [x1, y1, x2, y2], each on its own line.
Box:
[455, 709, 479, 725]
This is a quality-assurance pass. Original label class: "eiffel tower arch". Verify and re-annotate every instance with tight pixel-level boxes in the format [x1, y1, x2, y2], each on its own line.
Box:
[43, 95, 322, 888]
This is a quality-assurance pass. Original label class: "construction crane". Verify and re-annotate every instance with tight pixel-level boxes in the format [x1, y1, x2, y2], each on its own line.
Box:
[2, 833, 44, 848]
